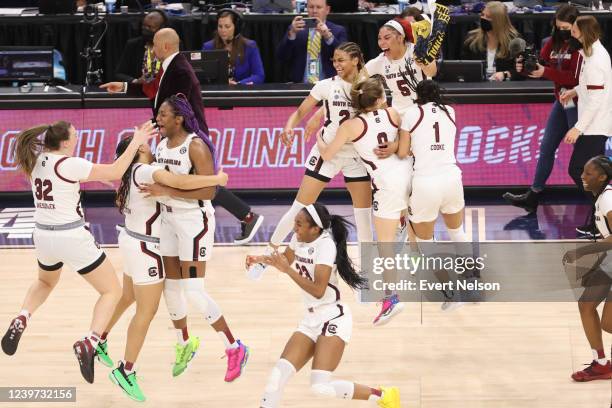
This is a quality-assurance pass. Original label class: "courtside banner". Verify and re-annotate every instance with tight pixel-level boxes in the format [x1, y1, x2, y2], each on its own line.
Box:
[0, 103, 582, 192]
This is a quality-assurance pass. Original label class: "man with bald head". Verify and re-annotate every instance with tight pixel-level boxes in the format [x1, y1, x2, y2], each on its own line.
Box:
[102, 27, 207, 134]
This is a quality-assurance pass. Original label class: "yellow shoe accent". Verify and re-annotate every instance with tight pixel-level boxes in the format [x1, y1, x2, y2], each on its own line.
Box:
[377, 386, 401, 408]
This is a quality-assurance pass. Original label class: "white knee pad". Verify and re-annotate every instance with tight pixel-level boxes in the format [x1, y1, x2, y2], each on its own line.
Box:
[163, 279, 187, 321]
[310, 370, 355, 399]
[260, 359, 296, 408]
[447, 226, 468, 242]
[270, 200, 306, 246]
[310, 370, 335, 397]
[180, 278, 222, 324]
[353, 207, 373, 242]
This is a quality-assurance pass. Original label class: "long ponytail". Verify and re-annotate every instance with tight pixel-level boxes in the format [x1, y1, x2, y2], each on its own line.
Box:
[115, 136, 139, 214]
[304, 203, 368, 290]
[13, 121, 72, 177]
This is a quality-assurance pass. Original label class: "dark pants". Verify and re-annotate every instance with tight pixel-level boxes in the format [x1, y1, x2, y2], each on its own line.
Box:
[532, 101, 578, 191]
[568, 134, 608, 197]
[213, 187, 251, 221]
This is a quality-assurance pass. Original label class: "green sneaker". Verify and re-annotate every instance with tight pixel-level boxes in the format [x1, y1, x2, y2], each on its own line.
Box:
[109, 362, 145, 402]
[172, 337, 200, 377]
[96, 341, 113, 368]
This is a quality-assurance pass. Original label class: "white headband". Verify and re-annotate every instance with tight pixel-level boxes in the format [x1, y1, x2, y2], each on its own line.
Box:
[305, 205, 323, 229]
[384, 19, 405, 37]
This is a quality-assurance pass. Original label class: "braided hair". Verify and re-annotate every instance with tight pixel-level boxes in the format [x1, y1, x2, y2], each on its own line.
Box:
[163, 94, 218, 172]
[301, 203, 368, 290]
[414, 80, 452, 118]
[589, 155, 612, 199]
[115, 136, 139, 214]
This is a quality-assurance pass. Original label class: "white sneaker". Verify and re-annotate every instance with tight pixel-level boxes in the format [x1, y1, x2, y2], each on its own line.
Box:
[246, 246, 273, 281]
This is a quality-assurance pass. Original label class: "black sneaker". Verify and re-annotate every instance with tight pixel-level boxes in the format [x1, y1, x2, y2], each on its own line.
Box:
[502, 190, 540, 213]
[1, 316, 26, 356]
[233, 213, 264, 245]
[576, 223, 602, 240]
[73, 338, 96, 383]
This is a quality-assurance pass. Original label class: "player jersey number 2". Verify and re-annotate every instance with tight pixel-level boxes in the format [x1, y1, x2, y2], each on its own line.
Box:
[34, 178, 53, 201]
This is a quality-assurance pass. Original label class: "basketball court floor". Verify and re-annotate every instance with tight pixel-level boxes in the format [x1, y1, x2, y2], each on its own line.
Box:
[0, 199, 610, 407]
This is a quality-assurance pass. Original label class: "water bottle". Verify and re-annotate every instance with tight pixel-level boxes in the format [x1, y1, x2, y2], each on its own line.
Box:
[104, 0, 116, 13]
[398, 0, 409, 12]
[295, 0, 306, 14]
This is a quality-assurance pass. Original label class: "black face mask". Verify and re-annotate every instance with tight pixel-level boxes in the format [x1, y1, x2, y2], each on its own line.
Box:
[568, 37, 583, 51]
[557, 29, 571, 41]
[480, 18, 493, 32]
[142, 28, 155, 43]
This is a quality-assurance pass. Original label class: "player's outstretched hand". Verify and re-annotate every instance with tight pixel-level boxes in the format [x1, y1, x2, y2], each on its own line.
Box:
[132, 121, 157, 144]
[99, 82, 125, 93]
[266, 251, 291, 274]
[281, 128, 295, 147]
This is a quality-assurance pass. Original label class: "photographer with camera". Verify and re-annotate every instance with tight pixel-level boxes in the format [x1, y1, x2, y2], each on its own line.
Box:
[503, 5, 581, 214]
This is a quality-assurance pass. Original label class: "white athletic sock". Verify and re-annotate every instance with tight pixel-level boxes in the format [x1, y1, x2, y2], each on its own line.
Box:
[416, 237, 434, 242]
[353, 207, 373, 242]
[270, 200, 306, 246]
[261, 359, 296, 408]
[18, 309, 30, 323]
[593, 349, 607, 365]
[175, 328, 188, 345]
[87, 331, 100, 348]
[218, 333, 239, 350]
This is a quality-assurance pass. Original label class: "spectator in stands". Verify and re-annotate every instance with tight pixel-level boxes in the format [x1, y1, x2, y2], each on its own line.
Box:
[399, 6, 424, 22]
[115, 10, 168, 99]
[276, 0, 347, 83]
[461, 1, 522, 81]
[503, 5, 581, 214]
[202, 9, 265, 85]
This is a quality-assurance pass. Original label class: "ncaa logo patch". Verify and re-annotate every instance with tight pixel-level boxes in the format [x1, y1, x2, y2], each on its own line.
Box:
[327, 324, 337, 335]
[180, 147, 187, 154]
[308, 247, 314, 255]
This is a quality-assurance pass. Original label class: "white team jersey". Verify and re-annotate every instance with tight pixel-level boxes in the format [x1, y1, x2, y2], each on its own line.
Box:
[352, 108, 407, 182]
[289, 231, 341, 310]
[310, 76, 358, 158]
[30, 153, 92, 225]
[595, 187, 612, 238]
[155, 133, 213, 211]
[365, 45, 426, 113]
[124, 163, 161, 237]
[401, 103, 458, 176]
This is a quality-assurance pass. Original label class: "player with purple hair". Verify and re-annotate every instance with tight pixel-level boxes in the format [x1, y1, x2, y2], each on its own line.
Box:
[140, 94, 249, 382]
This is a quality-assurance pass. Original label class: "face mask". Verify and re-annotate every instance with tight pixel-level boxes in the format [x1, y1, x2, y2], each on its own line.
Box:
[568, 37, 583, 51]
[480, 18, 493, 32]
[142, 28, 155, 43]
[557, 29, 571, 41]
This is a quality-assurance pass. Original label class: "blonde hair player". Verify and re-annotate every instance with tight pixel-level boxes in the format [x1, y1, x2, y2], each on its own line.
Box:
[140, 94, 249, 382]
[93, 136, 228, 402]
[247, 42, 373, 283]
[316, 77, 411, 325]
[1, 120, 157, 384]
[246, 203, 401, 408]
